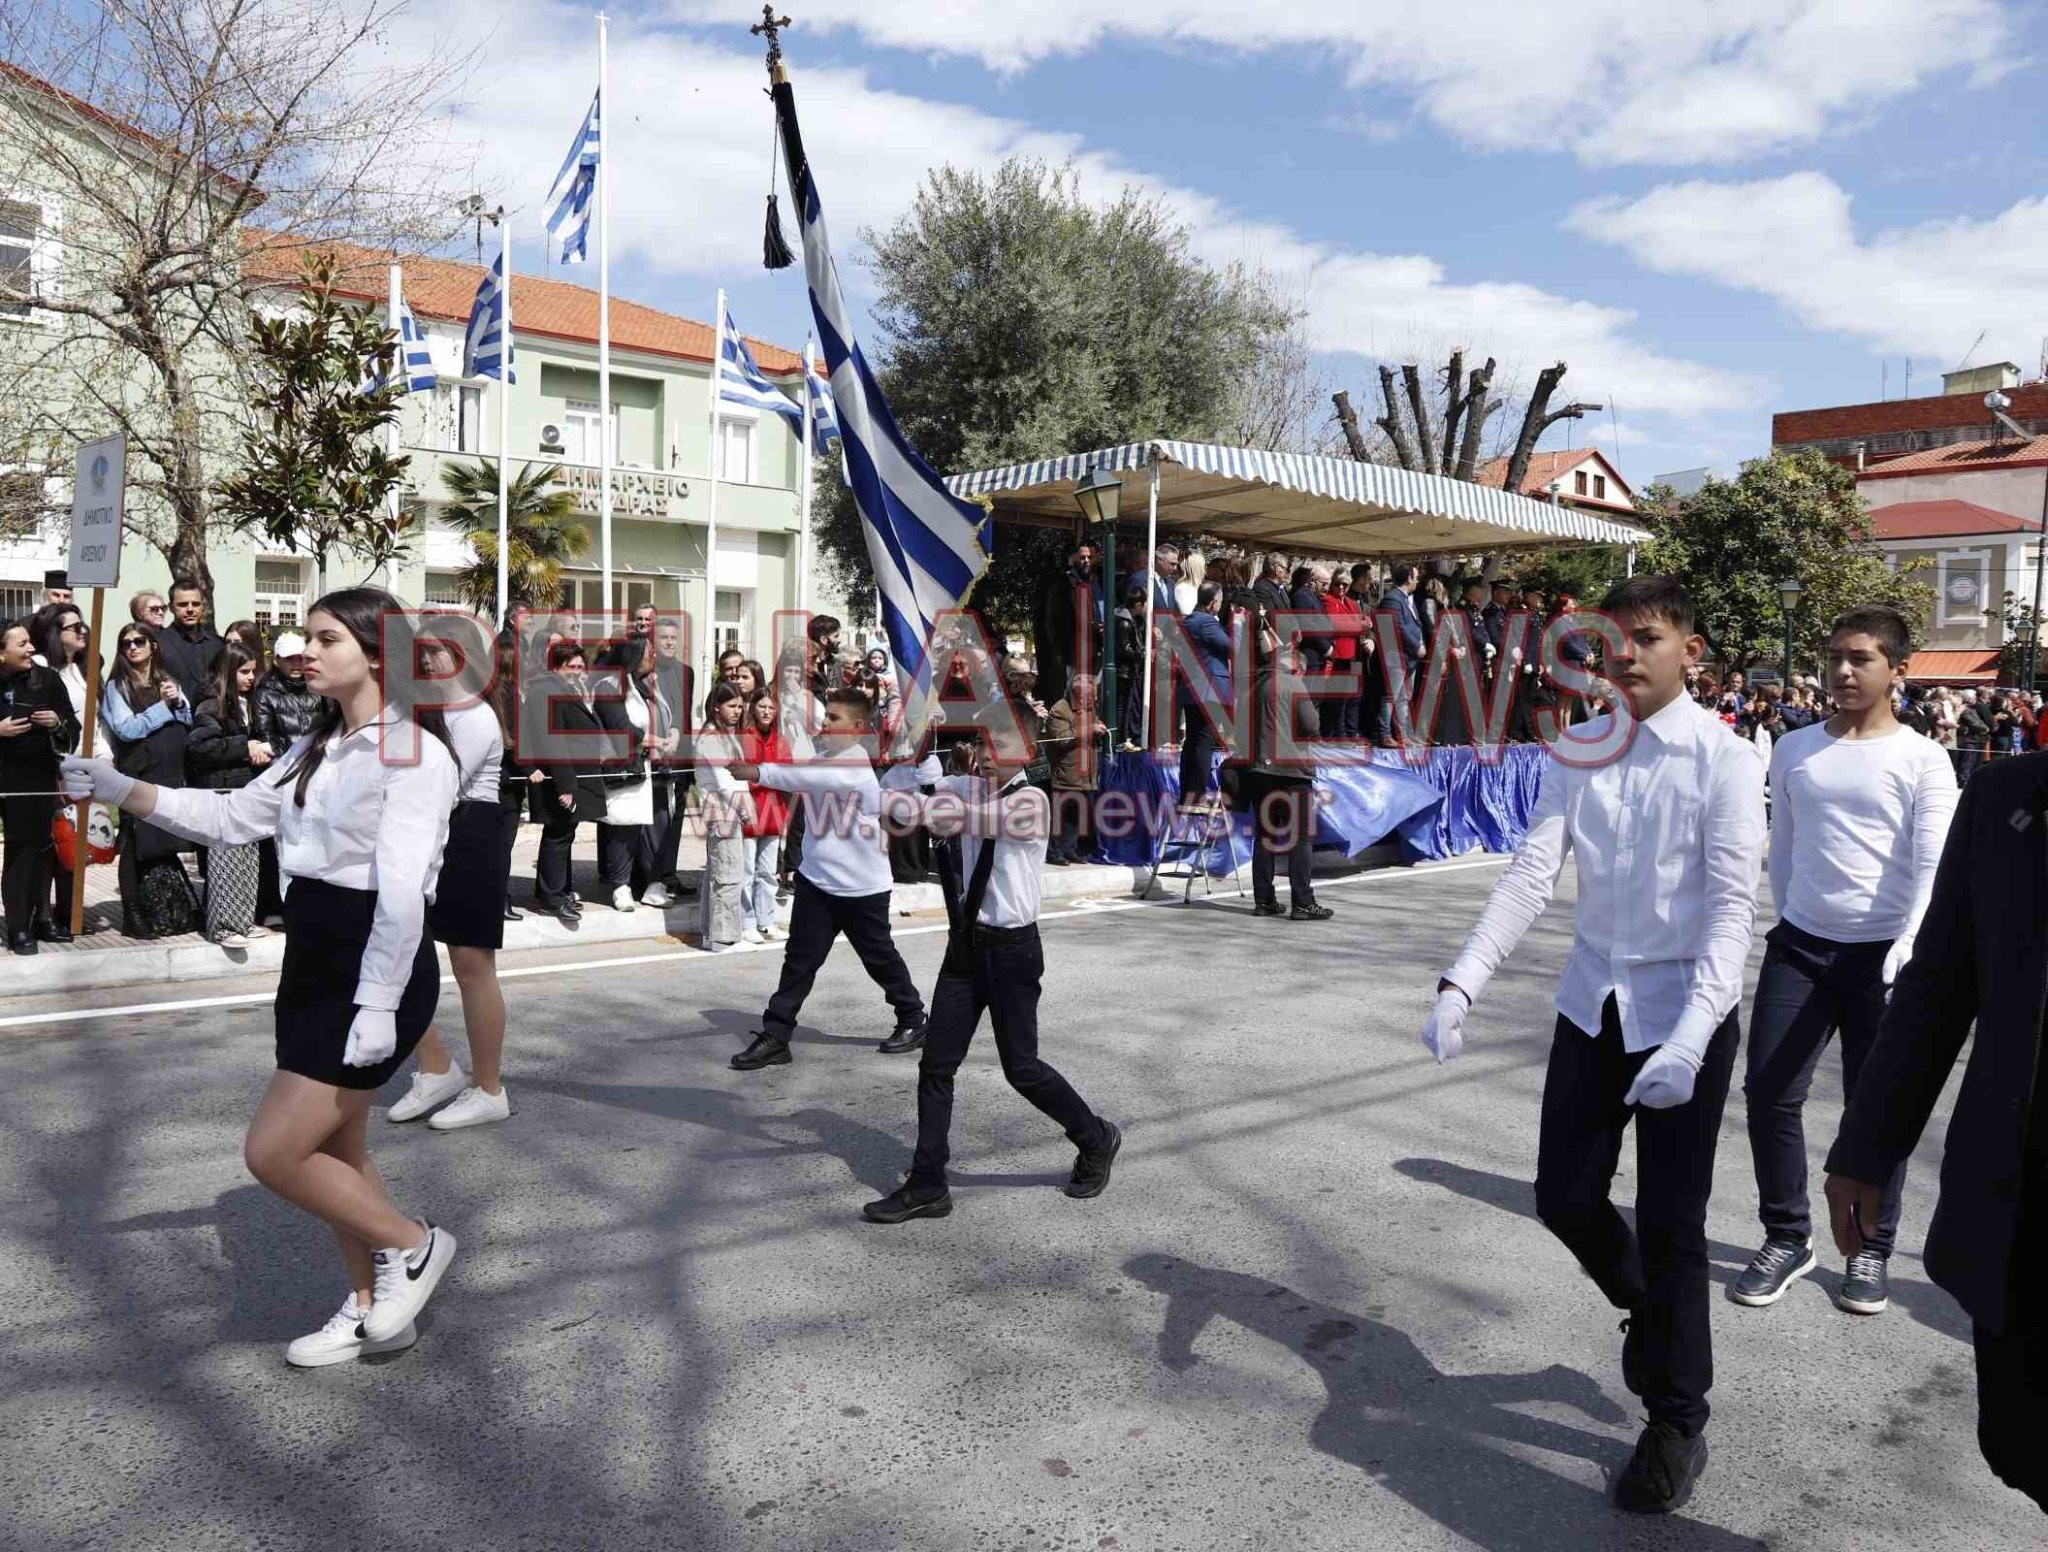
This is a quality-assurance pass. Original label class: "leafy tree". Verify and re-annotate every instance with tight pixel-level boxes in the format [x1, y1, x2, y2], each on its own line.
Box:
[1501, 545, 1633, 604]
[215, 255, 413, 594]
[814, 158, 1293, 631]
[442, 459, 591, 621]
[1636, 452, 1933, 673]
[1992, 591, 2044, 689]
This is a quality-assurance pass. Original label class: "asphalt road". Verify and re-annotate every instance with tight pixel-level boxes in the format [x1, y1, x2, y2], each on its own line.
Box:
[0, 858, 2024, 1552]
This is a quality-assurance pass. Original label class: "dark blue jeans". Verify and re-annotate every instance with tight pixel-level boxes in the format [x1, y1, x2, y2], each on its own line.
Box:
[1743, 919, 1906, 1255]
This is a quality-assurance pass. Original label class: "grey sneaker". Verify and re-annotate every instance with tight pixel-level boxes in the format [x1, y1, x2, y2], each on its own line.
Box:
[1731, 1237, 1816, 1307]
[1836, 1250, 1890, 1315]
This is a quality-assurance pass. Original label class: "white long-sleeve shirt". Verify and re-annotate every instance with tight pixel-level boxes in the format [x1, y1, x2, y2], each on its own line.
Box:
[883, 772, 1050, 927]
[444, 701, 503, 802]
[1445, 693, 1766, 1053]
[754, 741, 891, 897]
[142, 709, 458, 1011]
[1767, 721, 1957, 946]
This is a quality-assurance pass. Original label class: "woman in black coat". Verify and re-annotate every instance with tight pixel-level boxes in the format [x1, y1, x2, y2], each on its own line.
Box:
[0, 618, 81, 953]
[526, 639, 612, 923]
[187, 644, 275, 946]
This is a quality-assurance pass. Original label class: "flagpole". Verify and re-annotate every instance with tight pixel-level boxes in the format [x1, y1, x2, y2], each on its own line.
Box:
[387, 261, 401, 534]
[797, 335, 815, 617]
[597, 11, 613, 628]
[704, 286, 725, 691]
[496, 215, 513, 627]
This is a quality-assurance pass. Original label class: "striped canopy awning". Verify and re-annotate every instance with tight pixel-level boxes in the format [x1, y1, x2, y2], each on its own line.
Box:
[947, 440, 1650, 558]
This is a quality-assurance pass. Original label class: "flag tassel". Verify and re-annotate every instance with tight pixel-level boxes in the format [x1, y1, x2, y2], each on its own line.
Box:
[763, 193, 795, 270]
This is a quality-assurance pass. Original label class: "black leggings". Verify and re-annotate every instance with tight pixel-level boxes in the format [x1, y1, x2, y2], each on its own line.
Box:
[1, 793, 56, 936]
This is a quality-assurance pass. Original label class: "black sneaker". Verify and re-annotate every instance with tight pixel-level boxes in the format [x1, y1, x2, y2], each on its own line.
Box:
[1836, 1249, 1890, 1315]
[862, 1182, 953, 1223]
[878, 1015, 928, 1055]
[1730, 1236, 1816, 1307]
[1614, 1421, 1707, 1513]
[731, 1031, 791, 1071]
[1289, 902, 1333, 921]
[1066, 1120, 1122, 1199]
[1251, 901, 1287, 917]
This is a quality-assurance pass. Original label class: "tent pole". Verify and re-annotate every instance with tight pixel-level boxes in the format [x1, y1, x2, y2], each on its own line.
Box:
[1140, 456, 1160, 750]
[1626, 544, 1637, 578]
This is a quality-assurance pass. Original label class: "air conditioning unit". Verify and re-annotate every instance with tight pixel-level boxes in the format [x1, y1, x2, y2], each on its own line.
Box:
[540, 423, 564, 449]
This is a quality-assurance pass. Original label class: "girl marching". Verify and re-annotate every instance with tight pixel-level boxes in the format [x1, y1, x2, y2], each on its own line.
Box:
[63, 588, 462, 1368]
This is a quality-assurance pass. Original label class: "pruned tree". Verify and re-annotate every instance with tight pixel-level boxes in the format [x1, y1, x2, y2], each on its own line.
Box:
[0, 0, 476, 601]
[1332, 352, 1598, 490]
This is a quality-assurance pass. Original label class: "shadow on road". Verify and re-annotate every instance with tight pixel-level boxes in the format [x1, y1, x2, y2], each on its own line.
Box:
[1392, 1156, 1969, 1344]
[1124, 1253, 1767, 1551]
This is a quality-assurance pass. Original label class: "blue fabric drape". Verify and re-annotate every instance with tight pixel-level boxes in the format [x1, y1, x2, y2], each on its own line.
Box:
[1372, 745, 1548, 862]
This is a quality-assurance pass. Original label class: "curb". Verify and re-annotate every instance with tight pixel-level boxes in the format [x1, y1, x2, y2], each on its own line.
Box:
[0, 845, 1402, 1000]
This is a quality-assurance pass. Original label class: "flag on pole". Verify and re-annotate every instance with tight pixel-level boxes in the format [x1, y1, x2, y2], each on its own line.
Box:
[717, 309, 803, 428]
[462, 252, 515, 382]
[769, 70, 992, 720]
[806, 355, 841, 455]
[544, 90, 601, 265]
[396, 296, 437, 392]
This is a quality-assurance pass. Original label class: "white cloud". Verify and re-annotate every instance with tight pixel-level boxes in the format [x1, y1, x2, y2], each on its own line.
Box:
[1568, 173, 2048, 366]
[382, 1, 1756, 419]
[661, 0, 2014, 167]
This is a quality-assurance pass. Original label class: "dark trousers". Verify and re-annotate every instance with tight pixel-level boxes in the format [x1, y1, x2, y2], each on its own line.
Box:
[1744, 921, 1904, 1253]
[1049, 790, 1093, 863]
[653, 774, 692, 886]
[1534, 995, 1741, 1436]
[256, 838, 282, 921]
[1245, 775, 1315, 908]
[1179, 714, 1218, 801]
[1317, 666, 1361, 741]
[595, 822, 638, 893]
[909, 923, 1104, 1187]
[536, 808, 582, 904]
[2, 794, 56, 936]
[761, 872, 924, 1038]
[782, 798, 805, 882]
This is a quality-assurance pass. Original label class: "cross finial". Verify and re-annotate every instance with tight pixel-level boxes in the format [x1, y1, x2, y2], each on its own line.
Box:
[752, 6, 793, 72]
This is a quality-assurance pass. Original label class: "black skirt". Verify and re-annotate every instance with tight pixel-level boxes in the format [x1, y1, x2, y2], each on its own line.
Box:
[426, 799, 513, 950]
[276, 877, 439, 1090]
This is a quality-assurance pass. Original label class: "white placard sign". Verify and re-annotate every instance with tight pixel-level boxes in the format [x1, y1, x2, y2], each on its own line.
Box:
[68, 433, 126, 588]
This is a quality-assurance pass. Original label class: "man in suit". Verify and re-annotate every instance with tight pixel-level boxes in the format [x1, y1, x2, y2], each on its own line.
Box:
[1037, 542, 1100, 713]
[1375, 564, 1425, 747]
[1288, 567, 1330, 676]
[1824, 748, 2048, 1513]
[1148, 544, 1182, 618]
[154, 577, 225, 705]
[1253, 554, 1291, 619]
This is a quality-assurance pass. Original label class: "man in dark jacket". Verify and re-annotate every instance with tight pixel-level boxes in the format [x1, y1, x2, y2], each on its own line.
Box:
[1824, 749, 2048, 1512]
[1036, 543, 1100, 711]
[1375, 565, 1426, 746]
[153, 579, 226, 705]
[1253, 554, 1291, 618]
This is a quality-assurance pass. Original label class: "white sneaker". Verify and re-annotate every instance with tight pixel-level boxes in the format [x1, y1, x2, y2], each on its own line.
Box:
[740, 926, 766, 945]
[641, 883, 672, 908]
[612, 886, 636, 912]
[285, 1294, 418, 1368]
[363, 1222, 457, 1342]
[427, 1085, 510, 1131]
[387, 1064, 468, 1123]
[246, 924, 272, 939]
[216, 931, 249, 949]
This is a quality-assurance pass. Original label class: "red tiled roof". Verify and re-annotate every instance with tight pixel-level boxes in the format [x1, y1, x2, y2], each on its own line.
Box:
[1774, 384, 2048, 447]
[1868, 499, 2044, 540]
[242, 235, 803, 374]
[1474, 447, 1635, 503]
[1855, 433, 2048, 479]
[1905, 649, 2001, 683]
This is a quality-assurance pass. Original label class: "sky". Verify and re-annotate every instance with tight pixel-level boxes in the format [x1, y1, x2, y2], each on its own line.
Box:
[378, 0, 2048, 484]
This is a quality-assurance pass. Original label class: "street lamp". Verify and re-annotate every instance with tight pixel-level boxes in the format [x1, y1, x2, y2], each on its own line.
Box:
[1778, 576, 1803, 684]
[1072, 464, 1123, 754]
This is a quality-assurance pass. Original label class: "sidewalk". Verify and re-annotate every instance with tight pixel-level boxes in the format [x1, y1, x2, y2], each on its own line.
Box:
[8, 821, 1404, 999]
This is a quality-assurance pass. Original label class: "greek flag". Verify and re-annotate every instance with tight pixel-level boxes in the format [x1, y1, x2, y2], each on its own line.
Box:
[462, 253, 514, 382]
[807, 356, 841, 455]
[396, 297, 436, 393]
[544, 90, 601, 265]
[717, 309, 802, 428]
[771, 78, 992, 718]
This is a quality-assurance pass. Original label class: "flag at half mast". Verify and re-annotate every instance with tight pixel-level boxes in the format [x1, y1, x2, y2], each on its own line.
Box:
[767, 55, 992, 723]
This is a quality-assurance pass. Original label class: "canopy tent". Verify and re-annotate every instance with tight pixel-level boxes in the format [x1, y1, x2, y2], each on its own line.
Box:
[948, 439, 1651, 740]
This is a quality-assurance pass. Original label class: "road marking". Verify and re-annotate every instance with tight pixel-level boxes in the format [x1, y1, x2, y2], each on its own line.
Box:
[0, 855, 1507, 1030]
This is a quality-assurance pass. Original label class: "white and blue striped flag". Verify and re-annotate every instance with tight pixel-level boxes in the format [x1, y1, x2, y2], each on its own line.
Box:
[395, 296, 437, 393]
[718, 309, 803, 428]
[462, 252, 515, 382]
[544, 90, 601, 265]
[806, 355, 841, 455]
[770, 79, 993, 720]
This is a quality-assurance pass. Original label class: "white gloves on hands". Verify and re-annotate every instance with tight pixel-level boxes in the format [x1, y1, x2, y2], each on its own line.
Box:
[342, 1007, 398, 1068]
[1881, 938, 1913, 987]
[1420, 987, 1469, 1065]
[1624, 1042, 1702, 1109]
[60, 755, 134, 807]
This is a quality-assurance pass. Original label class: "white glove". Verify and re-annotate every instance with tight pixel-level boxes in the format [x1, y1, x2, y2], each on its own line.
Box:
[1420, 986, 1469, 1065]
[1881, 938, 1912, 987]
[1624, 1043, 1702, 1109]
[342, 1007, 398, 1068]
[60, 755, 134, 807]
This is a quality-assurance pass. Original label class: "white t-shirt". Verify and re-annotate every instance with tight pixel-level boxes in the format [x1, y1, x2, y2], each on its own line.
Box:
[754, 741, 893, 897]
[1767, 721, 1958, 945]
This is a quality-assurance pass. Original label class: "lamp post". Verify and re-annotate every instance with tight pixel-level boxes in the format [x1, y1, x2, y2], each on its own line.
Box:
[1072, 464, 1123, 754]
[1778, 576, 1803, 685]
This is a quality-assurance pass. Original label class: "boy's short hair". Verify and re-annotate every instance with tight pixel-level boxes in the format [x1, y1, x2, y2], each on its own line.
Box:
[1599, 575, 1697, 637]
[1828, 604, 1913, 667]
[823, 685, 873, 724]
[808, 614, 842, 644]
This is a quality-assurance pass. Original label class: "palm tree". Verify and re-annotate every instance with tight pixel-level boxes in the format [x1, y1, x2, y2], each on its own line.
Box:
[441, 459, 591, 621]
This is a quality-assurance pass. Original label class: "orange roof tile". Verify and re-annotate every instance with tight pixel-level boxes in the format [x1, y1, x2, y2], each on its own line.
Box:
[242, 234, 803, 375]
[1856, 433, 2048, 479]
[1904, 649, 2001, 682]
[1474, 446, 1634, 502]
[1868, 499, 2043, 540]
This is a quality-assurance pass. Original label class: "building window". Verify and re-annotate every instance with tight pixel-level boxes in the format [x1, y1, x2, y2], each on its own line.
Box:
[714, 586, 753, 659]
[423, 569, 465, 606]
[566, 573, 656, 619]
[1573, 470, 1588, 496]
[561, 399, 618, 465]
[1593, 474, 1607, 500]
[0, 582, 33, 617]
[435, 383, 485, 453]
[717, 418, 756, 482]
[0, 199, 38, 318]
[252, 558, 308, 629]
